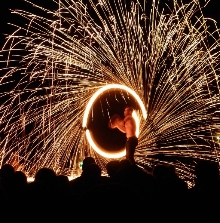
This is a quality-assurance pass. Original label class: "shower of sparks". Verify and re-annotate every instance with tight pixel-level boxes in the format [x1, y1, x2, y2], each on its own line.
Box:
[0, 0, 220, 180]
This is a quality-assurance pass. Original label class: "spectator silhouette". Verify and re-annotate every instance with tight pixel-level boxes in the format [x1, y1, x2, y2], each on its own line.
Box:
[153, 164, 188, 222]
[153, 164, 170, 187]
[11, 170, 27, 200]
[2, 159, 220, 222]
[56, 175, 70, 195]
[116, 163, 158, 196]
[70, 157, 100, 194]
[78, 183, 147, 222]
[192, 160, 220, 221]
[13, 171, 27, 189]
[82, 157, 96, 171]
[164, 165, 188, 193]
[0, 185, 12, 221]
[118, 159, 132, 170]
[193, 160, 219, 191]
[0, 164, 14, 194]
[106, 160, 120, 180]
[35, 168, 57, 192]
[82, 163, 101, 181]
[25, 181, 51, 221]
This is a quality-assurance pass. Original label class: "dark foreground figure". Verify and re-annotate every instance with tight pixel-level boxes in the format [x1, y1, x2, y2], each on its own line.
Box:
[0, 159, 219, 222]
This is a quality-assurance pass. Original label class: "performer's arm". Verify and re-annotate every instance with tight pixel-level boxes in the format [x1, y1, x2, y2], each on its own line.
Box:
[116, 119, 126, 133]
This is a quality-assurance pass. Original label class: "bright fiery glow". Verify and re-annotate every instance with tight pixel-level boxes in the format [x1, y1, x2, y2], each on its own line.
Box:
[27, 177, 35, 182]
[132, 111, 140, 137]
[0, 0, 220, 180]
[82, 84, 147, 128]
[82, 84, 145, 158]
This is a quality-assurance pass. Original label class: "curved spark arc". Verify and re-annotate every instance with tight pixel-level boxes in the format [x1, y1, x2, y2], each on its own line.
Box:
[82, 84, 147, 158]
[82, 84, 147, 128]
[0, 0, 220, 179]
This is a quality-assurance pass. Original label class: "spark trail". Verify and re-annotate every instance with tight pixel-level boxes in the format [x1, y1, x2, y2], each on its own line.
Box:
[0, 0, 220, 181]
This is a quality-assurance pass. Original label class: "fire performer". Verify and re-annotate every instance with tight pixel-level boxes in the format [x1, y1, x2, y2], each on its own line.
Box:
[109, 107, 137, 164]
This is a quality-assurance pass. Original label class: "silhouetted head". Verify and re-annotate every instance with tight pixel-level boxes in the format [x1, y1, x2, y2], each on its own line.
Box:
[195, 160, 219, 182]
[118, 159, 132, 170]
[83, 163, 101, 178]
[168, 165, 178, 178]
[26, 181, 49, 199]
[56, 175, 70, 194]
[0, 164, 14, 179]
[82, 157, 96, 171]
[106, 160, 120, 177]
[14, 171, 27, 187]
[164, 177, 188, 194]
[57, 175, 69, 184]
[35, 168, 56, 187]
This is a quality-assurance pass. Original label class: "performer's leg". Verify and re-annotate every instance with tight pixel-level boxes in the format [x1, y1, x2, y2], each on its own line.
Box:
[126, 137, 138, 165]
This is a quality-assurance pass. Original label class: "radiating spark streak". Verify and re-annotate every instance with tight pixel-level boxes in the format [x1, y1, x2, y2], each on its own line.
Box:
[0, 0, 219, 180]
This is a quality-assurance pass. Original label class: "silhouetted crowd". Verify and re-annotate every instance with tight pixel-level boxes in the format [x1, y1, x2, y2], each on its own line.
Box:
[0, 158, 219, 222]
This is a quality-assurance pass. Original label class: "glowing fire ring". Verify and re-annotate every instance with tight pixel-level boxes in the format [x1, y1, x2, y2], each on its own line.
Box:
[82, 84, 147, 158]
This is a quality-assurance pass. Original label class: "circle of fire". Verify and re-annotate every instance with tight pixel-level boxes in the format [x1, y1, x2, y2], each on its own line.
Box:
[82, 84, 147, 158]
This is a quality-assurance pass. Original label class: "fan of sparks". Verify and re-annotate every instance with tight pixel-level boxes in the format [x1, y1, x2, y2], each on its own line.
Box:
[0, 0, 220, 179]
